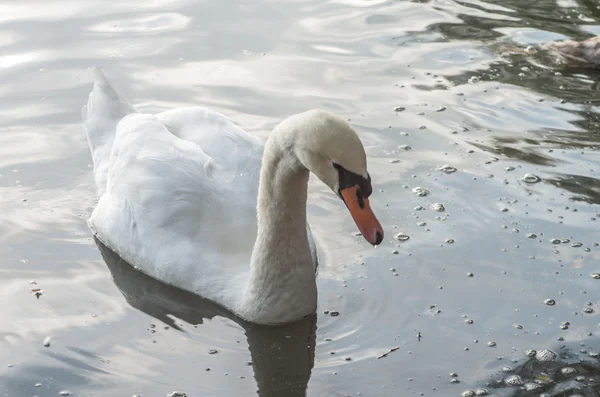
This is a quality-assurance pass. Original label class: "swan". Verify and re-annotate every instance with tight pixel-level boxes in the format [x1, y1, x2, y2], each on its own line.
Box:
[82, 68, 384, 325]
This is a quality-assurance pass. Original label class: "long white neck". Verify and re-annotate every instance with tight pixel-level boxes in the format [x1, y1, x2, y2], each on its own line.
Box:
[242, 128, 318, 324]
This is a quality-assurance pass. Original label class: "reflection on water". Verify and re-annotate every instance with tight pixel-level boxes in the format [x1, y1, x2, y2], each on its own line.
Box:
[97, 239, 316, 397]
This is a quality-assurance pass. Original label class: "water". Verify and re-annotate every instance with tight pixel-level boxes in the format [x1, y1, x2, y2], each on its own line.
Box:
[1, 0, 600, 396]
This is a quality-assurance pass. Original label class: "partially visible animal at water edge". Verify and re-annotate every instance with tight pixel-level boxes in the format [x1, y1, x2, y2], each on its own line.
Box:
[81, 67, 384, 326]
[499, 35, 600, 69]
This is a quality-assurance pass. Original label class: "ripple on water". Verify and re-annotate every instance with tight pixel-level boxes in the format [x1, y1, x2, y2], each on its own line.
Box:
[522, 173, 541, 183]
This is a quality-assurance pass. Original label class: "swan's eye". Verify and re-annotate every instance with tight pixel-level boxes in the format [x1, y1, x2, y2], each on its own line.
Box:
[333, 163, 372, 199]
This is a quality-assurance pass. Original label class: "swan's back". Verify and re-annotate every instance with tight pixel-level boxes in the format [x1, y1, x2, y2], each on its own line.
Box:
[82, 68, 265, 308]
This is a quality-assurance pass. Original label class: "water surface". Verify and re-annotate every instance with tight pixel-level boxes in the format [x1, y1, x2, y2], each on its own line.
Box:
[2, 0, 600, 396]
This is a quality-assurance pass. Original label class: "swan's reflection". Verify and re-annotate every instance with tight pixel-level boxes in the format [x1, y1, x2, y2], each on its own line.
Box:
[95, 238, 316, 397]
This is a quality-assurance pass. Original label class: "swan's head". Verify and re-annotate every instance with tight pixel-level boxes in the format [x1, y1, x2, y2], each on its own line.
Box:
[283, 109, 384, 246]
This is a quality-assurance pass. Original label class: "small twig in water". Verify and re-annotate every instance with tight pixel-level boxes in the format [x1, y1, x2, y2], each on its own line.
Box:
[377, 346, 400, 359]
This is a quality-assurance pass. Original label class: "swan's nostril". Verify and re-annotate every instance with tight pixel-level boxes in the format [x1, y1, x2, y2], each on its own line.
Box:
[375, 231, 383, 246]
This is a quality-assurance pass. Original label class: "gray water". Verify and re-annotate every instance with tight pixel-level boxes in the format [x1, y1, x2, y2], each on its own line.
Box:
[2, 0, 600, 396]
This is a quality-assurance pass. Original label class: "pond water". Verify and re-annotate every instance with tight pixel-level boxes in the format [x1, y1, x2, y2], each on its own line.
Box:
[2, 0, 600, 396]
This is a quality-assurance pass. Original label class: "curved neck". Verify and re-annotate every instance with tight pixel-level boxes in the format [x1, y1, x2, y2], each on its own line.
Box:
[243, 133, 317, 324]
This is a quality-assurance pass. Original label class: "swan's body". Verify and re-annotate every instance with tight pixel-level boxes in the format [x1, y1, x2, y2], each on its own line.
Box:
[83, 68, 383, 325]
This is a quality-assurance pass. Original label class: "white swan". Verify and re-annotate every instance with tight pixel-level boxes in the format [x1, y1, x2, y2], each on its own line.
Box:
[82, 68, 383, 325]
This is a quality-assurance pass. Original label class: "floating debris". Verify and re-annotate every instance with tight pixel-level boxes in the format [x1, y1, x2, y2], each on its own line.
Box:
[535, 349, 557, 362]
[395, 233, 410, 242]
[431, 203, 445, 212]
[436, 106, 447, 112]
[504, 374, 523, 386]
[543, 298, 556, 306]
[438, 164, 457, 174]
[591, 273, 600, 279]
[413, 187, 430, 197]
[31, 288, 43, 299]
[377, 346, 400, 359]
[524, 383, 542, 392]
[522, 173, 541, 183]
[43, 337, 51, 347]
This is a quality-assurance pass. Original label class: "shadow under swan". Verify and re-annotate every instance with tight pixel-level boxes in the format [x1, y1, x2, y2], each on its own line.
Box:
[95, 238, 316, 397]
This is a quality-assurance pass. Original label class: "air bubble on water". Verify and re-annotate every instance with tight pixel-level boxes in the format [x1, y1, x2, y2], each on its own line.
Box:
[208, 349, 218, 354]
[522, 174, 541, 183]
[526, 349, 537, 357]
[59, 392, 72, 396]
[438, 164, 457, 174]
[450, 378, 460, 384]
[505, 166, 515, 171]
[167, 392, 187, 397]
[43, 337, 51, 347]
[550, 239, 561, 244]
[414, 205, 425, 211]
[394, 106, 406, 112]
[504, 375, 523, 386]
[514, 324, 523, 329]
[562, 367, 576, 375]
[543, 298, 556, 306]
[474, 389, 488, 396]
[527, 233, 537, 239]
[487, 341, 497, 347]
[446, 238, 455, 244]
[535, 349, 557, 362]
[461, 390, 475, 397]
[413, 187, 430, 197]
[432, 203, 445, 212]
[571, 242, 583, 247]
[583, 307, 594, 314]
[395, 233, 410, 241]
[399, 144, 412, 151]
[501, 366, 513, 372]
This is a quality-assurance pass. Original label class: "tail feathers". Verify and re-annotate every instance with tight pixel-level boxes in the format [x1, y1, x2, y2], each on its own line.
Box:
[83, 67, 136, 195]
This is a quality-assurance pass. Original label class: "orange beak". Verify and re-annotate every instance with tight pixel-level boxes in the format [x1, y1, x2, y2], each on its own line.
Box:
[340, 185, 384, 246]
